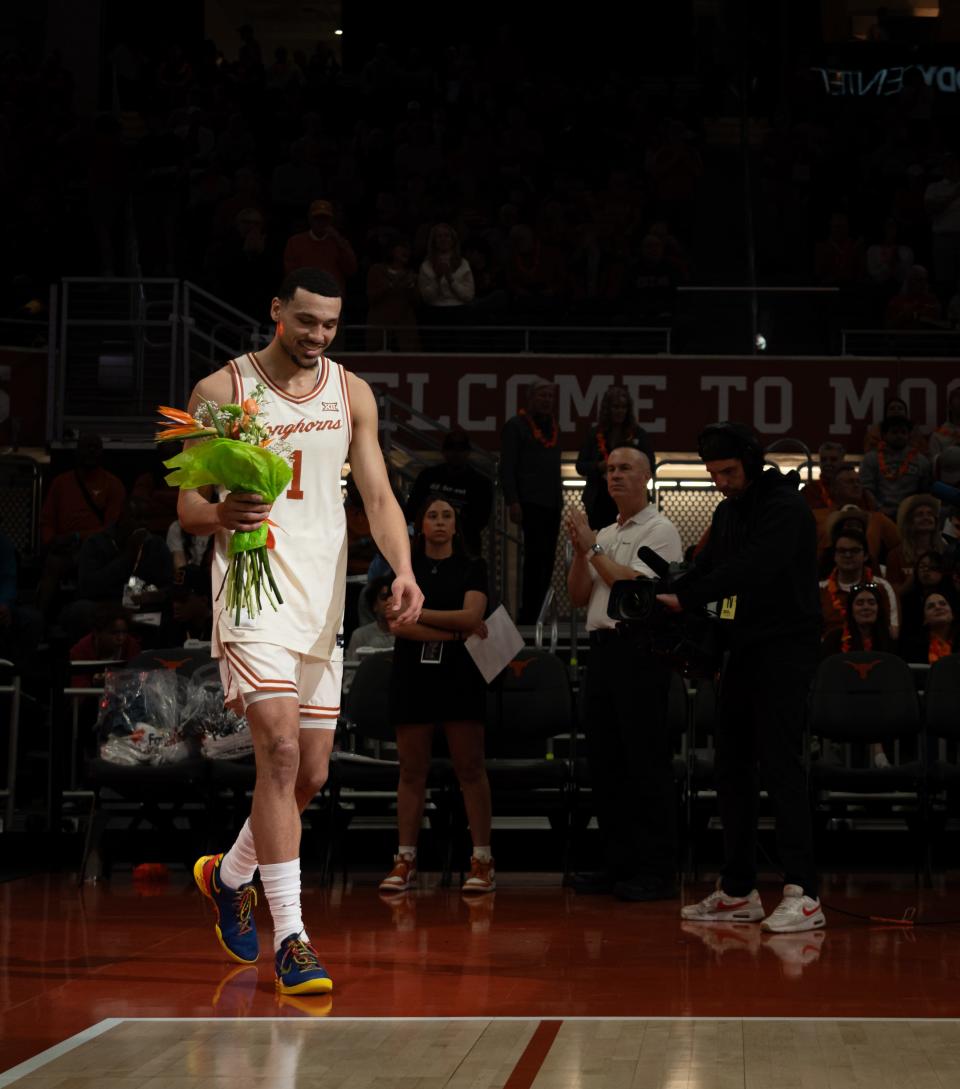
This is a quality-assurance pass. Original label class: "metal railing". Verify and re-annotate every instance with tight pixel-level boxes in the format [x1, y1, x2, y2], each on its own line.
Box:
[337, 323, 672, 356]
[841, 328, 960, 357]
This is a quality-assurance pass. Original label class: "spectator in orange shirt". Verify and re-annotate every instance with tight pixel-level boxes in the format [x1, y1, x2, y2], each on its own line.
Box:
[40, 434, 126, 549]
[281, 198, 358, 292]
[884, 494, 944, 591]
[800, 441, 846, 511]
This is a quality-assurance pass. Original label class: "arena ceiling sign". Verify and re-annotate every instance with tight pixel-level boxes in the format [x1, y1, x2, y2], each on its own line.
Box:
[813, 64, 960, 95]
[348, 355, 960, 453]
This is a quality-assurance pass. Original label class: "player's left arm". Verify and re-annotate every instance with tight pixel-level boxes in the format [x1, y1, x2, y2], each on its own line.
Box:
[347, 372, 424, 624]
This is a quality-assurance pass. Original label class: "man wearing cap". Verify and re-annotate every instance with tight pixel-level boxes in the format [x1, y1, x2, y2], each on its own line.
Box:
[282, 199, 358, 291]
[860, 416, 932, 519]
[500, 378, 563, 624]
[405, 429, 494, 557]
[658, 423, 825, 935]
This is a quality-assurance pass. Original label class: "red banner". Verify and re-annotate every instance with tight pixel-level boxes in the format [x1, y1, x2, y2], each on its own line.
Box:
[346, 354, 960, 454]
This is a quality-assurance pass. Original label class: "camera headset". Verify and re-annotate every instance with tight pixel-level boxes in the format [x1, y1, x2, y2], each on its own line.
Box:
[696, 421, 765, 481]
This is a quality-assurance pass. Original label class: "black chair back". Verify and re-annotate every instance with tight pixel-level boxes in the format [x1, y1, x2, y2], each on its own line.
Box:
[925, 654, 960, 741]
[344, 651, 395, 744]
[810, 652, 921, 743]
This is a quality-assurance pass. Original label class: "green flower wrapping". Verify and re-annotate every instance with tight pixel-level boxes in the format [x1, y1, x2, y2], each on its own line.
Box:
[163, 438, 293, 622]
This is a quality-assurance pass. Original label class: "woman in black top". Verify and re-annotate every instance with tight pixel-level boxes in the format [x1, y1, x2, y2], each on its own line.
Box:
[382, 498, 495, 893]
[576, 386, 655, 529]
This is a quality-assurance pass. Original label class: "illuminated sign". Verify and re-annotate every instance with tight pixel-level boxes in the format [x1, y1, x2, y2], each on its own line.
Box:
[813, 64, 960, 95]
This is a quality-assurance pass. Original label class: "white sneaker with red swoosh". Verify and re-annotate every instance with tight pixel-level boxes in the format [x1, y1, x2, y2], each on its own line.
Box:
[761, 884, 826, 933]
[680, 881, 765, 923]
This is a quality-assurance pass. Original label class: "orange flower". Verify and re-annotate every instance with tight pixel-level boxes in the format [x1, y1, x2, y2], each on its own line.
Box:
[158, 406, 201, 427]
[240, 414, 251, 430]
[242, 398, 259, 416]
[259, 436, 274, 447]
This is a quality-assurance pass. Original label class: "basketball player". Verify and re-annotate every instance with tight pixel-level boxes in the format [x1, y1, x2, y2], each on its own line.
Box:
[180, 268, 423, 995]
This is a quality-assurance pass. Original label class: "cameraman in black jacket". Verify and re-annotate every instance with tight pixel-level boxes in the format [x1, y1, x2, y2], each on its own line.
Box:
[657, 423, 825, 934]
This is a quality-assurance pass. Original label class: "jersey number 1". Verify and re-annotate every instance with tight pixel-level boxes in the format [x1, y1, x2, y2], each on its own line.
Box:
[286, 450, 304, 500]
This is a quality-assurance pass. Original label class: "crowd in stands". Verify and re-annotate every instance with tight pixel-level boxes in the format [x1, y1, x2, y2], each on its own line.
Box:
[11, 377, 957, 697]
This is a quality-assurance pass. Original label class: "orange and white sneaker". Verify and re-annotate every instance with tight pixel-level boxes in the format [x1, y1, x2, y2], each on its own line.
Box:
[379, 853, 417, 893]
[680, 880, 765, 923]
[462, 856, 496, 893]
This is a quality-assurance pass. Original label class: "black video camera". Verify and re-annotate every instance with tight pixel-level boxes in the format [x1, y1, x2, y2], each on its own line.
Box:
[606, 547, 720, 676]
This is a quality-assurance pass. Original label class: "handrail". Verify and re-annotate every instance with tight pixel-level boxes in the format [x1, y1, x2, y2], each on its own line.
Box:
[183, 280, 263, 328]
[535, 586, 559, 653]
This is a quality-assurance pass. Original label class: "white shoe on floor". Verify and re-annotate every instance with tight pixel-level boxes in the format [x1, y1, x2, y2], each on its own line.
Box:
[760, 884, 826, 933]
[680, 881, 765, 923]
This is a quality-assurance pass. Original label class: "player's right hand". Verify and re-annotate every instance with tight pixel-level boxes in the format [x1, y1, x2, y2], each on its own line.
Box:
[217, 492, 273, 531]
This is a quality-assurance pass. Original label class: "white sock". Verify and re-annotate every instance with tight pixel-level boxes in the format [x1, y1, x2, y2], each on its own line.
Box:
[472, 846, 492, 863]
[219, 819, 259, 890]
[259, 859, 307, 953]
[398, 845, 417, 861]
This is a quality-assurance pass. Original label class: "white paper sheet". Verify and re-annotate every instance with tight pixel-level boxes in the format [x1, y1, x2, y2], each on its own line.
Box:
[464, 604, 526, 683]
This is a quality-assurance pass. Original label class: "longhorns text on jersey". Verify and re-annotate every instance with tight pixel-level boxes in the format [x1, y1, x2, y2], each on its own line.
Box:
[212, 352, 352, 660]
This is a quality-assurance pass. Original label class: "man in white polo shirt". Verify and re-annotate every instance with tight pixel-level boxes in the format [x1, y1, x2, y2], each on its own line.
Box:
[566, 445, 683, 902]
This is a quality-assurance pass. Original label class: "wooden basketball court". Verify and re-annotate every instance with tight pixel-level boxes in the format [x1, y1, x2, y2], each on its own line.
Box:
[2, 871, 960, 1087]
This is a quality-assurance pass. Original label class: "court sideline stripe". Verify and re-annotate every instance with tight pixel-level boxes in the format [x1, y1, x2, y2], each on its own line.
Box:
[0, 1018, 122, 1089]
[502, 1018, 563, 1089]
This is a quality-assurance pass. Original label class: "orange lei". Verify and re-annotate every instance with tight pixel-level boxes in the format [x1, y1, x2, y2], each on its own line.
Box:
[519, 409, 558, 448]
[827, 567, 874, 622]
[877, 441, 919, 482]
[929, 632, 953, 663]
[596, 427, 635, 463]
[816, 479, 834, 509]
[841, 626, 872, 653]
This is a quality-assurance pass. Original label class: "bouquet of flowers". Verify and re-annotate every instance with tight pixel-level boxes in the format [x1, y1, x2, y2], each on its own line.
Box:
[157, 383, 292, 623]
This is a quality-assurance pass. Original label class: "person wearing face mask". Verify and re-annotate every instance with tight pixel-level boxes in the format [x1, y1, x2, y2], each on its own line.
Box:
[381, 498, 493, 895]
[576, 386, 656, 530]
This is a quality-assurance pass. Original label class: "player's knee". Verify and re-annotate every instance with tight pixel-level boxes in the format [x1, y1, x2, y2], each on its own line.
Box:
[260, 734, 300, 783]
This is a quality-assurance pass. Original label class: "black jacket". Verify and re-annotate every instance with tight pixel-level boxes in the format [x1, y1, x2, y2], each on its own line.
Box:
[676, 468, 821, 653]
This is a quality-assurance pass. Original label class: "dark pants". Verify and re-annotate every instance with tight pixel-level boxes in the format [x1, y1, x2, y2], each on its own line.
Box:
[715, 644, 818, 897]
[584, 633, 676, 882]
[519, 502, 561, 624]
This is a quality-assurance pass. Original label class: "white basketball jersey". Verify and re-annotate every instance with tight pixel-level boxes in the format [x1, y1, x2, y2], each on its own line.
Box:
[212, 351, 351, 659]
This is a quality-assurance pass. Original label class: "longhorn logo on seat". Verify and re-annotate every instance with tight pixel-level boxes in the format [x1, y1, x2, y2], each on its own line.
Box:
[153, 657, 192, 671]
[842, 659, 882, 680]
[507, 658, 533, 679]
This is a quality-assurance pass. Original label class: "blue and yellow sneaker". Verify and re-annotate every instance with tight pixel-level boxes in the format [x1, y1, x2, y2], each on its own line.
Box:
[193, 853, 259, 965]
[275, 933, 334, 995]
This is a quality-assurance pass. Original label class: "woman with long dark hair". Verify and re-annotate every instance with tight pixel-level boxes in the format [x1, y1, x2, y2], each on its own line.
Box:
[820, 581, 897, 767]
[820, 581, 896, 658]
[902, 587, 960, 664]
[576, 386, 655, 529]
[381, 498, 494, 894]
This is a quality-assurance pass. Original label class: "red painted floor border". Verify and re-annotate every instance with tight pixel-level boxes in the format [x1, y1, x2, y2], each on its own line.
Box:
[503, 1019, 563, 1089]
